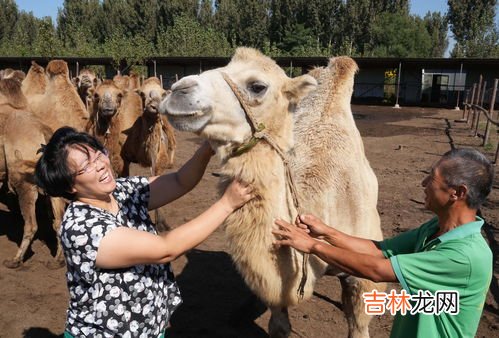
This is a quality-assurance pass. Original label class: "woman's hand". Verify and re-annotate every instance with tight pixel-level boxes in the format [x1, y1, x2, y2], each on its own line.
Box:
[220, 179, 254, 211]
[295, 214, 333, 240]
[273, 219, 318, 253]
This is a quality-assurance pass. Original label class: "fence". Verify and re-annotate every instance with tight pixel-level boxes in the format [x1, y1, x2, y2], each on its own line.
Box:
[460, 75, 499, 164]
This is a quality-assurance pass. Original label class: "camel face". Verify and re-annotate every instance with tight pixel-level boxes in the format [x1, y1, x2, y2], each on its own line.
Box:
[139, 78, 167, 116]
[93, 82, 123, 118]
[160, 47, 317, 147]
[75, 69, 99, 92]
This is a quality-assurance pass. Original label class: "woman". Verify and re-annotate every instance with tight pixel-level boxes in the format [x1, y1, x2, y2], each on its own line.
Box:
[35, 126, 253, 338]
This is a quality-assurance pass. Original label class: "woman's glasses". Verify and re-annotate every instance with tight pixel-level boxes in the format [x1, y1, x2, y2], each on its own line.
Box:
[75, 150, 108, 176]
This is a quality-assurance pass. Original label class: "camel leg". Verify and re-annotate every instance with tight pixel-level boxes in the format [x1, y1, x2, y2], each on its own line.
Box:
[3, 182, 38, 269]
[340, 275, 385, 338]
[268, 306, 291, 338]
[46, 197, 66, 269]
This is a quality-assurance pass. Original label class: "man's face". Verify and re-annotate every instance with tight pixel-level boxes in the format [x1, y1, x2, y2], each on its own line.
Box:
[421, 165, 456, 213]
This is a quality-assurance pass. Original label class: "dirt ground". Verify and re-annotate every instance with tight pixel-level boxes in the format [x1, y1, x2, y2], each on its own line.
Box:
[0, 105, 497, 338]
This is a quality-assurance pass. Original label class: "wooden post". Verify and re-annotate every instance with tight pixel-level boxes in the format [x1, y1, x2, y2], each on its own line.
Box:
[466, 84, 476, 123]
[461, 89, 469, 120]
[153, 60, 157, 78]
[483, 79, 498, 146]
[471, 76, 483, 128]
[175, 74, 179, 82]
[474, 81, 487, 136]
[76, 61, 80, 76]
[160, 74, 163, 88]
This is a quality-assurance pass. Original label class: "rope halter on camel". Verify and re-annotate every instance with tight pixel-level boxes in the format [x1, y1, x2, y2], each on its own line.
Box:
[221, 72, 309, 299]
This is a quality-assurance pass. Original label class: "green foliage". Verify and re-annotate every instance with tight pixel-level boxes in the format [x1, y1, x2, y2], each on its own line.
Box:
[0, 0, 497, 60]
[156, 15, 232, 56]
[370, 12, 432, 57]
[448, 0, 498, 57]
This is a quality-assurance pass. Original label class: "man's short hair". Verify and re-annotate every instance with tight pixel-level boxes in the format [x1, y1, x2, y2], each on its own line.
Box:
[438, 148, 494, 209]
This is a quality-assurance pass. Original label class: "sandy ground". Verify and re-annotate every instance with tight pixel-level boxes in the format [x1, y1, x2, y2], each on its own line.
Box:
[0, 105, 497, 338]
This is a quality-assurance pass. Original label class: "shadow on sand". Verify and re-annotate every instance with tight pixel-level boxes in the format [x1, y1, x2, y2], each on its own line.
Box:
[166, 249, 268, 338]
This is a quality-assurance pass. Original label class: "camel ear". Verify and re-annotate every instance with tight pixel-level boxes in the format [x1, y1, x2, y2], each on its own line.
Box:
[283, 74, 317, 105]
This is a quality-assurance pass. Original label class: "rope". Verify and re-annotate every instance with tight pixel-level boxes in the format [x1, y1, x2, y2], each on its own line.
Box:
[221, 72, 309, 299]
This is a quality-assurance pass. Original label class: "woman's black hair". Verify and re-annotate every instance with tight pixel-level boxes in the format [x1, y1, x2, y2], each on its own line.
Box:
[34, 126, 105, 200]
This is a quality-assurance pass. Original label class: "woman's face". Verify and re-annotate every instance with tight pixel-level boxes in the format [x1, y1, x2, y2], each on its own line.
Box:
[67, 145, 116, 200]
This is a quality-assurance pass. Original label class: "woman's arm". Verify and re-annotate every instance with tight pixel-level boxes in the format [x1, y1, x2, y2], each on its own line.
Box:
[147, 141, 214, 210]
[96, 180, 253, 269]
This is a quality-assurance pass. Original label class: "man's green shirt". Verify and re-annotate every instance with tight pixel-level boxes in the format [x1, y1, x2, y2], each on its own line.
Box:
[380, 216, 492, 338]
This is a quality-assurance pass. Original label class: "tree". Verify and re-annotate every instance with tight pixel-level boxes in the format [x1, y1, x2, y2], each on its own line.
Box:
[6, 11, 40, 56]
[370, 12, 432, 57]
[33, 17, 64, 57]
[156, 15, 232, 56]
[198, 0, 214, 27]
[0, 0, 18, 46]
[423, 11, 449, 57]
[448, 0, 497, 57]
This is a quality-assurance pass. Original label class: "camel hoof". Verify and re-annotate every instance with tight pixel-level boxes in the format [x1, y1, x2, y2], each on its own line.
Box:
[46, 259, 65, 270]
[3, 259, 22, 269]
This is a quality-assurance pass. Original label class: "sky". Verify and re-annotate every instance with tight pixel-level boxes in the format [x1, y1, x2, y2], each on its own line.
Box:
[15, 0, 455, 56]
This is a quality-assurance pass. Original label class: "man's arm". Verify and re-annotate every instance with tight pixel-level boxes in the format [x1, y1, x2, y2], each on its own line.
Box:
[273, 219, 397, 283]
[297, 214, 385, 258]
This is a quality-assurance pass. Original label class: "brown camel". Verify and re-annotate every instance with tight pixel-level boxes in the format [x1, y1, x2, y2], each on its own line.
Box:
[26, 60, 89, 131]
[72, 68, 100, 112]
[0, 78, 66, 269]
[21, 61, 47, 97]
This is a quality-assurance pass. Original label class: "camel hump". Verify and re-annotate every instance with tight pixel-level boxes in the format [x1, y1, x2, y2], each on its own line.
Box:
[143, 77, 161, 86]
[327, 56, 358, 81]
[46, 60, 69, 77]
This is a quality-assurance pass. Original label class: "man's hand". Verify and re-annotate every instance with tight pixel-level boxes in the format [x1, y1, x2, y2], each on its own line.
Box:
[296, 214, 333, 240]
[273, 219, 318, 253]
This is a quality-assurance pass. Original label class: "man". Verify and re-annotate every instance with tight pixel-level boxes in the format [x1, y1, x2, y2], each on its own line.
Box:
[273, 148, 494, 338]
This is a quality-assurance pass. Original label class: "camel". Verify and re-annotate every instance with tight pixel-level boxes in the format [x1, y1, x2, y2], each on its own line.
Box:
[0, 68, 26, 83]
[26, 60, 89, 132]
[121, 77, 176, 176]
[159, 48, 383, 338]
[21, 61, 47, 97]
[72, 68, 100, 112]
[0, 78, 66, 269]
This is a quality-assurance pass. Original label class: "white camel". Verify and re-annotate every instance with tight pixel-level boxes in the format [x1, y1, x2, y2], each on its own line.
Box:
[159, 47, 382, 338]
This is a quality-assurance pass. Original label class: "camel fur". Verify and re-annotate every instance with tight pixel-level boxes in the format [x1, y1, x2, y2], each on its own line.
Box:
[21, 61, 47, 97]
[26, 60, 89, 131]
[121, 77, 176, 176]
[0, 78, 65, 269]
[160, 47, 383, 338]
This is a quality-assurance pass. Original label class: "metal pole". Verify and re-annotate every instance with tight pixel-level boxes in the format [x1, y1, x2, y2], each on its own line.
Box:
[394, 61, 402, 108]
[76, 61, 80, 76]
[483, 79, 498, 146]
[289, 61, 293, 77]
[454, 62, 463, 110]
[153, 60, 157, 78]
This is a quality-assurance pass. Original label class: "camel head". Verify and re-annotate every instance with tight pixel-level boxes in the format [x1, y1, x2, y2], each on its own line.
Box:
[46, 60, 70, 80]
[30, 61, 45, 75]
[73, 69, 99, 92]
[138, 77, 168, 117]
[159, 47, 317, 155]
[92, 80, 123, 118]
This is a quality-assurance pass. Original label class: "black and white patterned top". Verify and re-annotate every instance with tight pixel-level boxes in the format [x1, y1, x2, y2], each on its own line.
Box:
[60, 176, 182, 338]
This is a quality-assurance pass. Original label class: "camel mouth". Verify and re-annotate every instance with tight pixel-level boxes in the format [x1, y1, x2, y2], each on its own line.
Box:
[99, 108, 116, 117]
[165, 110, 211, 132]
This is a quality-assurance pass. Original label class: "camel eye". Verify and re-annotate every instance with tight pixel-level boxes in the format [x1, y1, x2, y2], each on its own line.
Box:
[248, 82, 267, 95]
